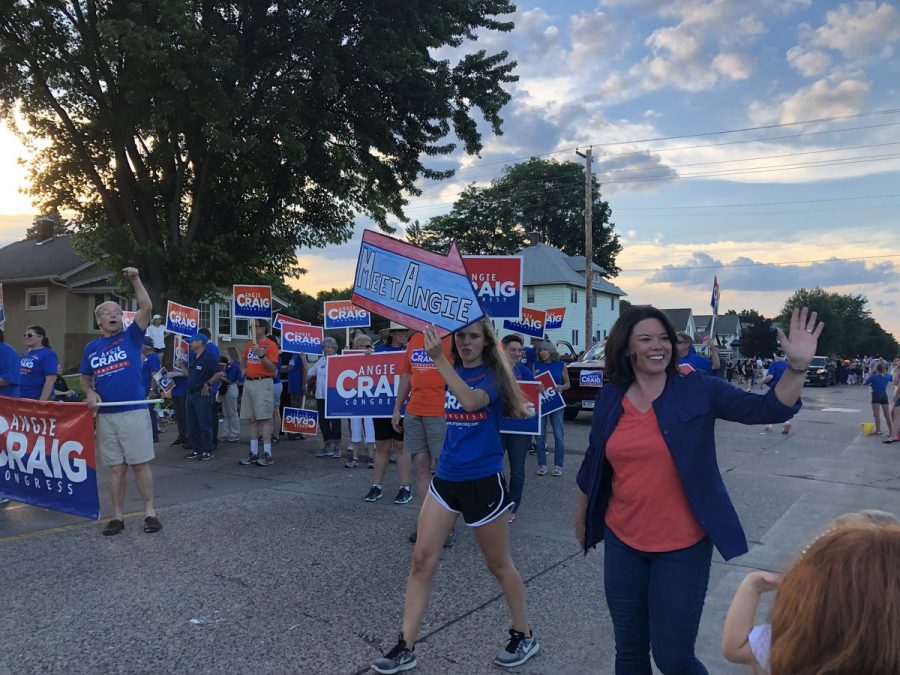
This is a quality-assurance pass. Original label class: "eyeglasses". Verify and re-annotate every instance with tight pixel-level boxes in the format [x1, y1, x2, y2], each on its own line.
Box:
[22, 332, 37, 338]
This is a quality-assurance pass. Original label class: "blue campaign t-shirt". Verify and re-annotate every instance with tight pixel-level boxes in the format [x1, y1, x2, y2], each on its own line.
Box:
[436, 364, 505, 482]
[171, 375, 187, 397]
[765, 360, 788, 388]
[0, 341, 21, 397]
[141, 352, 161, 393]
[520, 345, 537, 370]
[225, 361, 242, 386]
[80, 321, 147, 413]
[869, 373, 892, 396]
[287, 354, 304, 394]
[19, 346, 59, 399]
[512, 363, 533, 381]
[187, 347, 220, 389]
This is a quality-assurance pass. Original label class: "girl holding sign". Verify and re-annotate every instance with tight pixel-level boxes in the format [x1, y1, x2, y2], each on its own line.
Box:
[533, 341, 570, 477]
[372, 318, 539, 673]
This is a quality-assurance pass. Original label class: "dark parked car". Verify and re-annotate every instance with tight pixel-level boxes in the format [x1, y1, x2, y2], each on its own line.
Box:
[805, 355, 837, 386]
[561, 341, 605, 420]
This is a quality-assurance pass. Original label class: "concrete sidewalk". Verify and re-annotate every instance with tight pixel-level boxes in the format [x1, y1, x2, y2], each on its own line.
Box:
[3, 384, 897, 674]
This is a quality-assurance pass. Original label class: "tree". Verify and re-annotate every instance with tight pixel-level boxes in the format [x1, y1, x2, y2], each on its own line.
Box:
[738, 317, 779, 360]
[778, 287, 898, 357]
[0, 1, 518, 304]
[409, 157, 622, 275]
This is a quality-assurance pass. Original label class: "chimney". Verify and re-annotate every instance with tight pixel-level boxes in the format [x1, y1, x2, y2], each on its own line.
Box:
[35, 216, 55, 242]
[524, 231, 541, 246]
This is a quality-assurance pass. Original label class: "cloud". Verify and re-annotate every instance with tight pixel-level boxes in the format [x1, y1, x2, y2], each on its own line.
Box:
[646, 251, 898, 291]
[812, 1, 900, 59]
[567, 10, 622, 67]
[748, 76, 870, 125]
[786, 45, 832, 76]
[712, 52, 754, 80]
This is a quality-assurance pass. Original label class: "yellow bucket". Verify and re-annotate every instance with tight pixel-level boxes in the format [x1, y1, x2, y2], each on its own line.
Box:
[861, 422, 874, 436]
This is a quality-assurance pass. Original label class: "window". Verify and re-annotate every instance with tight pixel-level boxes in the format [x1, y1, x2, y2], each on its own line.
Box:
[592, 292, 597, 308]
[570, 287, 578, 303]
[610, 296, 615, 311]
[218, 304, 231, 337]
[526, 287, 535, 303]
[234, 318, 251, 338]
[603, 329, 608, 339]
[199, 301, 212, 333]
[572, 329, 579, 346]
[25, 287, 48, 311]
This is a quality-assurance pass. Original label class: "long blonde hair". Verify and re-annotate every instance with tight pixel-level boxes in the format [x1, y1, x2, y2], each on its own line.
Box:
[452, 317, 528, 418]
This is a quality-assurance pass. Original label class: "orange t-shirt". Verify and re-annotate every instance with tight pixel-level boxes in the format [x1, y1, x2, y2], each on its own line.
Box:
[604, 396, 705, 552]
[400, 332, 453, 417]
[244, 338, 279, 378]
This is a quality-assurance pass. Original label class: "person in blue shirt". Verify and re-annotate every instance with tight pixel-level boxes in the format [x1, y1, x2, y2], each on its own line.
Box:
[19, 325, 58, 400]
[183, 333, 221, 461]
[286, 352, 306, 440]
[865, 361, 895, 439]
[169, 361, 189, 448]
[0, 328, 21, 398]
[372, 318, 540, 674]
[80, 267, 160, 536]
[763, 354, 792, 434]
[141, 337, 161, 442]
[533, 340, 570, 477]
[197, 327, 222, 451]
[221, 346, 243, 442]
[676, 331, 721, 376]
[500, 333, 533, 522]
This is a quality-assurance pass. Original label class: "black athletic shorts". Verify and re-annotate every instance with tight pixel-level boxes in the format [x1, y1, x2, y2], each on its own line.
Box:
[429, 473, 513, 527]
[872, 392, 889, 405]
[374, 417, 403, 441]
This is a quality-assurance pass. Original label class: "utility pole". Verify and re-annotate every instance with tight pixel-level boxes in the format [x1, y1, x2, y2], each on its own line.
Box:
[575, 147, 592, 350]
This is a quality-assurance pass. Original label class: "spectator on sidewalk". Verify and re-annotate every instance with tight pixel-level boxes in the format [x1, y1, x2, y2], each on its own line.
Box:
[534, 340, 569, 477]
[239, 320, 279, 467]
[500, 334, 533, 522]
[141, 337, 161, 443]
[346, 332, 375, 467]
[311, 337, 342, 458]
[183, 333, 220, 461]
[286, 351, 306, 441]
[221, 347, 242, 442]
[146, 314, 166, 352]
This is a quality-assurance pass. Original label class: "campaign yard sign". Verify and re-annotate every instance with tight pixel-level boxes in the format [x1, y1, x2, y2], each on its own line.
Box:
[462, 256, 523, 319]
[535, 371, 566, 417]
[503, 307, 546, 339]
[153, 367, 176, 394]
[500, 381, 541, 436]
[0, 398, 100, 520]
[352, 230, 483, 337]
[121, 311, 137, 330]
[545, 307, 566, 330]
[273, 313, 309, 329]
[580, 370, 604, 387]
[172, 336, 189, 369]
[324, 300, 370, 330]
[280, 322, 324, 356]
[282, 407, 319, 436]
[233, 284, 272, 320]
[165, 301, 200, 338]
[325, 352, 405, 418]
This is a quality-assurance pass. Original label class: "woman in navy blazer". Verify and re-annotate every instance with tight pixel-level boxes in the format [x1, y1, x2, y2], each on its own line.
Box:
[575, 305, 822, 674]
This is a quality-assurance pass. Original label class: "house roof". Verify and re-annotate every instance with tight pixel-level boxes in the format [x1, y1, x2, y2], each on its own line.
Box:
[516, 243, 627, 296]
[694, 314, 741, 335]
[661, 308, 693, 332]
[0, 235, 91, 282]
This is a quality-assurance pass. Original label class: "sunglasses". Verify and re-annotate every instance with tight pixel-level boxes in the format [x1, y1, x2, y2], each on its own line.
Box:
[22, 332, 39, 338]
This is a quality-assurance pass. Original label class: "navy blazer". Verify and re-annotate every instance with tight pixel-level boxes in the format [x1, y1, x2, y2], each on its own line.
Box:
[576, 371, 801, 561]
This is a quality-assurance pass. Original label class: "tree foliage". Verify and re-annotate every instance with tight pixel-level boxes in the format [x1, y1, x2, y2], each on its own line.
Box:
[408, 157, 622, 275]
[737, 313, 779, 359]
[778, 287, 898, 357]
[0, 1, 518, 304]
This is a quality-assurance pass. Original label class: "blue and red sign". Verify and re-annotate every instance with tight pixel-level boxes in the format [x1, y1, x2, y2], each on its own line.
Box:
[324, 352, 405, 418]
[0, 398, 100, 520]
[504, 307, 546, 339]
[274, 313, 309, 329]
[281, 407, 319, 436]
[352, 230, 484, 337]
[172, 336, 189, 369]
[324, 300, 371, 330]
[233, 284, 272, 320]
[536, 371, 566, 417]
[462, 255, 523, 319]
[545, 307, 566, 330]
[165, 300, 200, 338]
[500, 381, 542, 436]
[280, 321, 324, 356]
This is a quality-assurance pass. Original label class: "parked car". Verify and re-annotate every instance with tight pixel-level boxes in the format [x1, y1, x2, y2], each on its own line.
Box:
[805, 355, 836, 387]
[561, 340, 605, 420]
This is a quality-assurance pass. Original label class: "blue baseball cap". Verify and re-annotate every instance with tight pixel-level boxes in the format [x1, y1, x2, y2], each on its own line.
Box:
[189, 333, 209, 343]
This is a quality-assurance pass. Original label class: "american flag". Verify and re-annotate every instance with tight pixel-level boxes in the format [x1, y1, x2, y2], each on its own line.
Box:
[710, 276, 720, 316]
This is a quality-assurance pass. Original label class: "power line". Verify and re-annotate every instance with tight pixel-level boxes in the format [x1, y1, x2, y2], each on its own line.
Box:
[622, 254, 899, 274]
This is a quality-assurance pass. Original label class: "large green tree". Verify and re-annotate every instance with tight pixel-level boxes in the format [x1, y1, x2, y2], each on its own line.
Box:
[778, 287, 898, 357]
[408, 157, 622, 275]
[0, 1, 517, 304]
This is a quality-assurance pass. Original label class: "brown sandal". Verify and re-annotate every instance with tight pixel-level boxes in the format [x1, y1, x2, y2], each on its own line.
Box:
[143, 516, 162, 533]
[102, 519, 125, 536]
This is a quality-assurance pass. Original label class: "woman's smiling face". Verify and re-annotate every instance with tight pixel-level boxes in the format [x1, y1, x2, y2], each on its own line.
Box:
[627, 318, 672, 376]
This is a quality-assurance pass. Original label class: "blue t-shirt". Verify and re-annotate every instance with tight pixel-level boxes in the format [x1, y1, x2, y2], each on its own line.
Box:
[678, 350, 714, 374]
[512, 363, 533, 381]
[187, 348, 220, 389]
[375, 343, 405, 353]
[0, 341, 21, 397]
[19, 346, 59, 399]
[869, 373, 892, 396]
[765, 360, 788, 388]
[189, 342, 221, 394]
[436, 364, 504, 482]
[534, 359, 564, 385]
[141, 352, 161, 393]
[171, 375, 187, 397]
[224, 361, 242, 386]
[287, 354, 304, 394]
[520, 345, 537, 370]
[80, 321, 147, 413]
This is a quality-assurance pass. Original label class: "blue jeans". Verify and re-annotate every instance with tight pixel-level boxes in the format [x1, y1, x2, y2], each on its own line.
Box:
[501, 433, 529, 512]
[604, 525, 712, 675]
[536, 408, 565, 467]
[187, 391, 213, 454]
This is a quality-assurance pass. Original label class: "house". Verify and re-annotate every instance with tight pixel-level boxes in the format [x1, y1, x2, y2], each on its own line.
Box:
[660, 308, 696, 337]
[0, 230, 285, 369]
[502, 243, 627, 352]
[694, 313, 743, 358]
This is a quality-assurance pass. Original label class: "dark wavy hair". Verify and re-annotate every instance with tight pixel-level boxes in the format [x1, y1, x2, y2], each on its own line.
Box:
[27, 325, 50, 348]
[604, 306, 678, 384]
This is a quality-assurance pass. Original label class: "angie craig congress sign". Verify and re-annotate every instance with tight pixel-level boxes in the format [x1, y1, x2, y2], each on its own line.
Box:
[324, 352, 406, 418]
[462, 256, 523, 319]
[233, 285, 272, 320]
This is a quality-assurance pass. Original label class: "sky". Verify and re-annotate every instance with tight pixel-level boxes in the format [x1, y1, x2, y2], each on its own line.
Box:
[1, 0, 899, 337]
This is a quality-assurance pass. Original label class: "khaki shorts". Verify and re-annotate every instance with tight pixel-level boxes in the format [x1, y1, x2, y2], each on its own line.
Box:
[241, 378, 274, 420]
[96, 409, 155, 466]
[404, 414, 446, 458]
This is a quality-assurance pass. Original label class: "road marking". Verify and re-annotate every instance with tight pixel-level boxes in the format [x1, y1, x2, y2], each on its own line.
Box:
[821, 407, 862, 413]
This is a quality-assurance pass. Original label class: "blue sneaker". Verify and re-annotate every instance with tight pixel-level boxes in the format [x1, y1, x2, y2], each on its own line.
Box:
[494, 628, 540, 668]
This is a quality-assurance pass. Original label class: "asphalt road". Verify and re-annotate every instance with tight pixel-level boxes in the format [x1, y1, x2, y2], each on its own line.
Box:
[3, 383, 899, 674]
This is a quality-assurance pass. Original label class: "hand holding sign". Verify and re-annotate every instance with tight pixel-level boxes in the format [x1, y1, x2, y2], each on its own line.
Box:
[423, 325, 447, 363]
